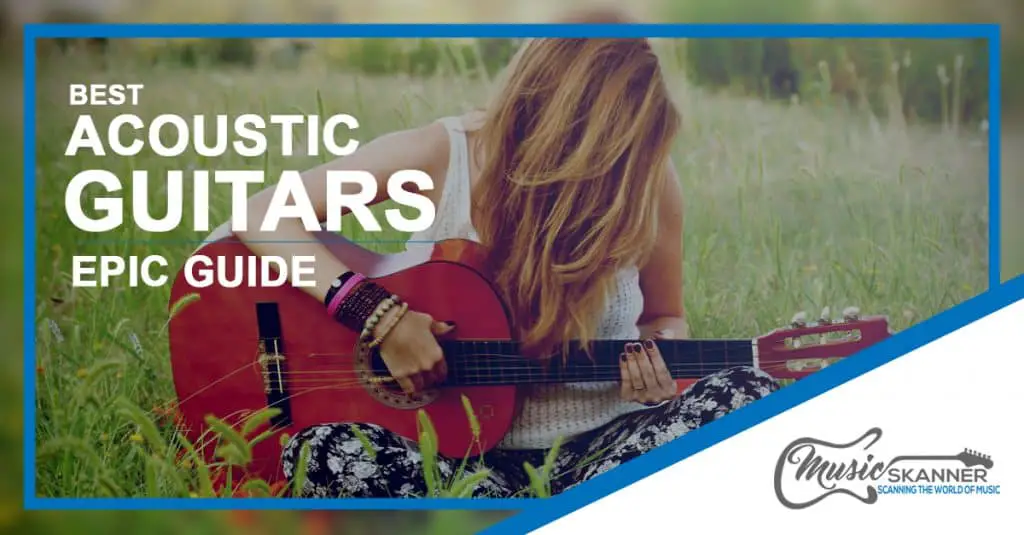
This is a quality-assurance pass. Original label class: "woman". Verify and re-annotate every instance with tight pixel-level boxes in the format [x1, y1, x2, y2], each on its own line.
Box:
[236, 35, 779, 498]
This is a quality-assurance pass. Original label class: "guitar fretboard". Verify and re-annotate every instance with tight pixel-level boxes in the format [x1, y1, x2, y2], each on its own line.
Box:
[430, 339, 755, 386]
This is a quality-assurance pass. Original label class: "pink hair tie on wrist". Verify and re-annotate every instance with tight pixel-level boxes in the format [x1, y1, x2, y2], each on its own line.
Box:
[327, 273, 366, 318]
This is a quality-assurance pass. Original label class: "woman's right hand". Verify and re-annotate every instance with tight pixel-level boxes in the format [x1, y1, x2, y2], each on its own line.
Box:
[375, 309, 455, 394]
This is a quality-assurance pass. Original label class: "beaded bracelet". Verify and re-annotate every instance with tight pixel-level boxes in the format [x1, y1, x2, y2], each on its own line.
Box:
[367, 302, 410, 349]
[360, 295, 401, 342]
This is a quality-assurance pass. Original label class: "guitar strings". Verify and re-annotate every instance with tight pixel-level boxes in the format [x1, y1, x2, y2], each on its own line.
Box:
[160, 359, 803, 411]
[157, 346, 822, 420]
[158, 360, 809, 457]
[268, 349, 815, 373]
[205, 345, 819, 380]
[303, 343, 769, 362]
[158, 336, 834, 458]
[163, 362, 801, 455]
[306, 346, 760, 360]
[162, 354, 811, 391]
[178, 361, 804, 388]
[274, 359, 813, 375]
[276, 362, 802, 383]
[274, 361, 787, 377]
[166, 361, 802, 426]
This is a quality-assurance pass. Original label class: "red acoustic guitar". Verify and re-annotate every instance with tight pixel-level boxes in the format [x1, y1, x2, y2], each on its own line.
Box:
[167, 231, 891, 486]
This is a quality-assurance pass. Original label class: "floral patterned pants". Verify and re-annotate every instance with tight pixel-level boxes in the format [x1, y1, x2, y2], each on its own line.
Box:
[281, 366, 779, 498]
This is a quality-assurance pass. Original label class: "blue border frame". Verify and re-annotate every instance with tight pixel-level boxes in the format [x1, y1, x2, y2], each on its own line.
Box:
[23, 22, 1002, 520]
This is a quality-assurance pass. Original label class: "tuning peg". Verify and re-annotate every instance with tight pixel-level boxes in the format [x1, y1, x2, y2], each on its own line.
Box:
[842, 306, 860, 321]
[819, 306, 832, 325]
[790, 311, 808, 328]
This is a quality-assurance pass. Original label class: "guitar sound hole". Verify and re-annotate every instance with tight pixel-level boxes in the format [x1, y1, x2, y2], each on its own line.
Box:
[354, 345, 438, 409]
[369, 352, 404, 394]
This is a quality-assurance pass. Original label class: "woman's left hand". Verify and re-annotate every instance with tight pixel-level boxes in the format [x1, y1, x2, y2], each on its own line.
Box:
[619, 336, 678, 405]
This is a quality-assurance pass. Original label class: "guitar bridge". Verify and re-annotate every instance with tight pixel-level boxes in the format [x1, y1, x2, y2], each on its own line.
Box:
[255, 302, 292, 427]
[257, 339, 285, 394]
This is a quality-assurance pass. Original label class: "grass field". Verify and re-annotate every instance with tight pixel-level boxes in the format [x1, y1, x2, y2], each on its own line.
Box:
[32, 45, 989, 505]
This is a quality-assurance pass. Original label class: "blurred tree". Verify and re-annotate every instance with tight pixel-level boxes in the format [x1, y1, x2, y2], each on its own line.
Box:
[478, 38, 522, 75]
[347, 38, 405, 74]
[762, 39, 800, 99]
[674, 0, 815, 99]
[406, 38, 444, 76]
[267, 39, 314, 69]
[212, 38, 256, 67]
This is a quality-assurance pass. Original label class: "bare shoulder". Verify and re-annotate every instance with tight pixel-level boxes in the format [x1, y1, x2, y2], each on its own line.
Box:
[458, 109, 488, 132]
[456, 110, 488, 179]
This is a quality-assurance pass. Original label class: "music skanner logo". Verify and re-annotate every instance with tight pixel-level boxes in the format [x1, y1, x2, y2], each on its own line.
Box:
[773, 427, 1000, 509]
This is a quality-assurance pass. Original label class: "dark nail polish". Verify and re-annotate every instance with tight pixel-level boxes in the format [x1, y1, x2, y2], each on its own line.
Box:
[632, 343, 642, 352]
[444, 321, 456, 327]
[644, 340, 654, 349]
[620, 353, 628, 362]
[624, 344, 633, 353]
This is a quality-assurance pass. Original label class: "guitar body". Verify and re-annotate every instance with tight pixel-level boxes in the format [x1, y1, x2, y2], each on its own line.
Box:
[168, 235, 517, 485]
[168, 231, 893, 490]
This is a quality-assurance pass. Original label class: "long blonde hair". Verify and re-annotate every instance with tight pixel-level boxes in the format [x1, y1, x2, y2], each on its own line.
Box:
[471, 32, 681, 359]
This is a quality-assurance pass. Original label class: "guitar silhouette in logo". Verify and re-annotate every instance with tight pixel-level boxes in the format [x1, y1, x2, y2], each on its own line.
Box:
[774, 427, 994, 509]
[888, 449, 994, 470]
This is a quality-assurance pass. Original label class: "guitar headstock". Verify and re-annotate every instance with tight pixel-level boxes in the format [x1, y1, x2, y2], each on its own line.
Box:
[755, 306, 891, 380]
[956, 449, 994, 469]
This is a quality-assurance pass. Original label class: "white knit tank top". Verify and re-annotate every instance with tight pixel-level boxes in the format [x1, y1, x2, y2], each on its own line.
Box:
[407, 117, 654, 450]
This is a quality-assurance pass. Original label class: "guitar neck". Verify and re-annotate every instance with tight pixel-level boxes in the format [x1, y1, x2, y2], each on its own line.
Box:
[437, 338, 755, 386]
